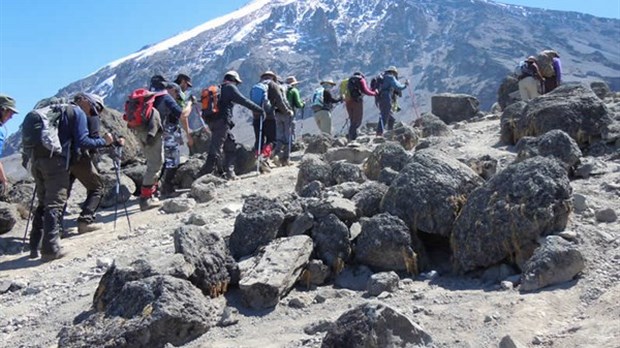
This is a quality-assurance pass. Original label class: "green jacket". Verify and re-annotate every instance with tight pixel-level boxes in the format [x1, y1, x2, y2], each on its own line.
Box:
[286, 87, 304, 110]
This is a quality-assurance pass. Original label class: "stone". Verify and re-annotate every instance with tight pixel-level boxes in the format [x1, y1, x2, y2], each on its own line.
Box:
[452, 157, 573, 272]
[431, 93, 480, 124]
[190, 175, 224, 203]
[174, 226, 238, 297]
[367, 271, 400, 296]
[233, 144, 258, 175]
[0, 202, 18, 235]
[499, 101, 528, 145]
[161, 197, 196, 214]
[96, 257, 114, 270]
[0, 280, 11, 294]
[306, 196, 358, 222]
[121, 163, 146, 195]
[558, 230, 578, 241]
[239, 235, 313, 309]
[327, 181, 362, 199]
[384, 124, 420, 150]
[299, 259, 331, 287]
[98, 172, 136, 209]
[595, 208, 617, 223]
[515, 130, 582, 171]
[573, 193, 588, 213]
[1, 180, 36, 218]
[304, 319, 334, 335]
[217, 307, 239, 327]
[481, 264, 517, 284]
[462, 154, 498, 180]
[334, 265, 374, 291]
[497, 75, 520, 110]
[377, 167, 399, 186]
[304, 133, 333, 154]
[97, 108, 142, 164]
[355, 213, 424, 274]
[331, 161, 366, 184]
[500, 281, 514, 290]
[499, 335, 527, 348]
[413, 113, 452, 137]
[173, 155, 207, 189]
[324, 146, 372, 164]
[188, 127, 211, 155]
[362, 142, 412, 180]
[590, 81, 611, 100]
[382, 150, 484, 237]
[187, 212, 209, 226]
[295, 154, 333, 193]
[229, 197, 286, 259]
[311, 214, 351, 274]
[321, 303, 434, 348]
[300, 180, 325, 198]
[520, 236, 585, 292]
[351, 181, 389, 218]
[287, 211, 314, 236]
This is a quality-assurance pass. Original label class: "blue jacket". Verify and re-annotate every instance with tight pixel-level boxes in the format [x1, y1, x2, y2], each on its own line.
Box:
[381, 74, 407, 94]
[58, 105, 106, 156]
[0, 124, 6, 157]
[154, 93, 183, 125]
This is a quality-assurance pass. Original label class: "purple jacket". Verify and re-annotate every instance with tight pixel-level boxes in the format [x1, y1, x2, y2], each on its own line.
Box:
[552, 57, 562, 84]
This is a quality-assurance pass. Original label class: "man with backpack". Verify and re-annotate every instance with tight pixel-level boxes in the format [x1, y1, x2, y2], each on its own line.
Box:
[344, 72, 376, 141]
[517, 56, 544, 101]
[21, 99, 114, 260]
[376, 66, 408, 136]
[0, 95, 19, 197]
[272, 78, 295, 167]
[203, 70, 264, 180]
[542, 50, 562, 93]
[312, 79, 342, 135]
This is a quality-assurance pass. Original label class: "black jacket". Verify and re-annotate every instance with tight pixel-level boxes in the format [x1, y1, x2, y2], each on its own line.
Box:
[219, 82, 264, 121]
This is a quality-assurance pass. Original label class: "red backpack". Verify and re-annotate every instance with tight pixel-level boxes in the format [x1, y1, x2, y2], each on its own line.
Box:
[201, 85, 220, 121]
[123, 88, 165, 128]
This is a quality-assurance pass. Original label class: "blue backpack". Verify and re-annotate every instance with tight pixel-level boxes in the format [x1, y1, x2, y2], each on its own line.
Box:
[250, 81, 272, 114]
[311, 87, 325, 112]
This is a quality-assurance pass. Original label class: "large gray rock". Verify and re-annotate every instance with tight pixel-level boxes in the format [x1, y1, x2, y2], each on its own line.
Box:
[1, 180, 36, 218]
[161, 197, 196, 214]
[412, 113, 452, 138]
[500, 84, 614, 148]
[311, 214, 351, 274]
[384, 124, 420, 150]
[520, 236, 585, 292]
[515, 130, 582, 171]
[452, 157, 573, 272]
[0, 202, 18, 235]
[382, 150, 484, 237]
[188, 127, 211, 155]
[121, 163, 146, 195]
[499, 101, 528, 145]
[331, 161, 366, 184]
[173, 155, 207, 189]
[351, 181, 389, 217]
[306, 196, 358, 223]
[234, 144, 258, 175]
[362, 142, 411, 180]
[590, 81, 611, 100]
[327, 181, 362, 199]
[367, 271, 400, 296]
[239, 235, 313, 309]
[355, 213, 424, 274]
[99, 172, 136, 209]
[190, 174, 226, 203]
[295, 154, 333, 193]
[497, 75, 520, 110]
[174, 226, 238, 297]
[321, 303, 434, 348]
[431, 93, 480, 124]
[324, 146, 372, 164]
[99, 107, 142, 164]
[304, 133, 333, 154]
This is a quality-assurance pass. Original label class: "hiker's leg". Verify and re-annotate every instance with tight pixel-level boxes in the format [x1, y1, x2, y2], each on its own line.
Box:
[280, 115, 292, 161]
[377, 100, 391, 134]
[518, 79, 529, 101]
[349, 100, 363, 140]
[30, 166, 46, 253]
[273, 115, 284, 157]
[524, 77, 539, 99]
[204, 118, 227, 175]
[264, 118, 277, 150]
[223, 129, 237, 177]
[70, 155, 103, 224]
[138, 129, 164, 187]
[40, 156, 70, 255]
[252, 117, 261, 152]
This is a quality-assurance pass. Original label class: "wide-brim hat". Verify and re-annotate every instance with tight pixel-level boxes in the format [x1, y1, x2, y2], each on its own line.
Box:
[285, 76, 299, 85]
[261, 70, 277, 79]
[174, 73, 192, 87]
[385, 66, 398, 74]
[225, 70, 243, 83]
[320, 79, 336, 86]
[150, 75, 168, 90]
[0, 95, 19, 113]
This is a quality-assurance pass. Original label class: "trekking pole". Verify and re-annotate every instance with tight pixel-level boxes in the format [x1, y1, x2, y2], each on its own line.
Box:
[21, 185, 37, 252]
[113, 146, 132, 232]
[339, 118, 349, 137]
[256, 114, 264, 174]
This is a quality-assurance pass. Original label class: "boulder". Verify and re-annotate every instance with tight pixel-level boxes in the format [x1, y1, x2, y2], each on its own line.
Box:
[377, 167, 399, 186]
[324, 146, 372, 164]
[99, 173, 136, 209]
[239, 235, 313, 309]
[367, 271, 400, 296]
[321, 303, 434, 348]
[287, 211, 314, 236]
[174, 226, 238, 297]
[590, 81, 611, 100]
[382, 150, 484, 237]
[161, 197, 196, 214]
[351, 181, 389, 217]
[0, 202, 18, 235]
[431, 93, 480, 124]
[190, 175, 226, 203]
[1, 180, 35, 218]
[306, 196, 358, 222]
[121, 163, 146, 195]
[299, 259, 331, 286]
[99, 107, 142, 164]
[362, 142, 411, 180]
[173, 155, 206, 189]
[412, 113, 452, 138]
[452, 157, 573, 272]
[311, 214, 351, 273]
[500, 84, 613, 148]
[295, 154, 333, 193]
[499, 101, 528, 145]
[234, 144, 258, 175]
[497, 75, 520, 110]
[515, 130, 582, 171]
[334, 265, 374, 291]
[384, 124, 420, 150]
[595, 208, 617, 223]
[355, 213, 424, 274]
[331, 161, 366, 184]
[299, 180, 325, 198]
[462, 154, 498, 180]
[327, 181, 362, 199]
[188, 127, 211, 155]
[520, 236, 585, 292]
[304, 133, 333, 154]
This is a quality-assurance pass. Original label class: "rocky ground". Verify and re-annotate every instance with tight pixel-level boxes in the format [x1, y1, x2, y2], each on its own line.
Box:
[1, 89, 619, 348]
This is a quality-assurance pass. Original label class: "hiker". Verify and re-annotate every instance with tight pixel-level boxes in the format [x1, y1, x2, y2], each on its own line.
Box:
[544, 51, 562, 93]
[311, 79, 342, 135]
[21, 99, 114, 260]
[70, 93, 124, 234]
[376, 66, 408, 135]
[517, 56, 544, 101]
[272, 78, 295, 166]
[250, 71, 289, 161]
[204, 70, 264, 179]
[0, 95, 18, 196]
[344, 72, 376, 140]
[174, 73, 192, 94]
[284, 76, 305, 160]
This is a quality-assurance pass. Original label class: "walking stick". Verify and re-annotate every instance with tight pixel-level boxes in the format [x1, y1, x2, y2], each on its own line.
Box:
[21, 185, 37, 252]
[113, 146, 132, 232]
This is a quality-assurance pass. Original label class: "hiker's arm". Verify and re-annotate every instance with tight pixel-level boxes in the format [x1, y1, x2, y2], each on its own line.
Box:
[360, 79, 377, 96]
[232, 86, 264, 114]
[164, 95, 183, 123]
[74, 107, 108, 149]
[390, 76, 408, 91]
[532, 63, 544, 80]
[291, 89, 305, 108]
[324, 90, 341, 104]
[270, 84, 292, 114]
[180, 101, 192, 146]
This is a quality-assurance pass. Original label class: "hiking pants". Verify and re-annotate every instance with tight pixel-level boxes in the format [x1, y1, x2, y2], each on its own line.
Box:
[377, 98, 395, 134]
[543, 78, 558, 94]
[345, 99, 364, 140]
[253, 118, 276, 152]
[135, 128, 163, 187]
[518, 76, 540, 101]
[274, 113, 293, 161]
[204, 118, 236, 175]
[30, 155, 70, 255]
[69, 154, 103, 224]
[314, 110, 332, 135]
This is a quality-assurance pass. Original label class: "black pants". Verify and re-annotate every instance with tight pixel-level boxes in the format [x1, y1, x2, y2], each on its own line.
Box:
[204, 118, 237, 175]
[253, 118, 276, 152]
[69, 154, 103, 224]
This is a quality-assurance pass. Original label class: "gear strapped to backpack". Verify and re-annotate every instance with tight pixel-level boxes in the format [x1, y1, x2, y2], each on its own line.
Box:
[347, 76, 363, 100]
[536, 50, 556, 78]
[250, 81, 273, 115]
[22, 103, 75, 167]
[370, 74, 385, 104]
[311, 87, 325, 112]
[339, 78, 350, 100]
[201, 85, 221, 122]
[123, 88, 165, 128]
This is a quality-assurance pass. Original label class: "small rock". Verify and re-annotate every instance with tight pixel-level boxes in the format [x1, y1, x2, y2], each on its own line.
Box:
[504, 275, 521, 285]
[187, 212, 209, 226]
[558, 230, 578, 241]
[22, 287, 41, 296]
[288, 297, 308, 309]
[217, 307, 239, 327]
[499, 335, 526, 348]
[532, 336, 544, 345]
[573, 194, 588, 213]
[9, 280, 27, 292]
[0, 280, 11, 294]
[484, 315, 493, 323]
[222, 203, 243, 215]
[161, 198, 196, 214]
[500, 281, 514, 290]
[367, 271, 400, 296]
[96, 257, 114, 270]
[420, 270, 438, 280]
[334, 265, 373, 291]
[595, 208, 617, 223]
[303, 319, 333, 335]
[314, 294, 327, 304]
[377, 291, 392, 299]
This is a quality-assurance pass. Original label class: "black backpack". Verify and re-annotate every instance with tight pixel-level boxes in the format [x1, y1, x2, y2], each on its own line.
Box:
[347, 76, 363, 99]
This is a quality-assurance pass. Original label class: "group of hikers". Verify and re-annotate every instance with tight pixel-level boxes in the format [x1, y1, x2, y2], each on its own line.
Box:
[0, 65, 410, 262]
[515, 49, 562, 101]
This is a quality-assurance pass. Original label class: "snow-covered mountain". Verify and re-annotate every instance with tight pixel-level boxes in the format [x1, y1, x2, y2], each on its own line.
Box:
[3, 0, 619, 155]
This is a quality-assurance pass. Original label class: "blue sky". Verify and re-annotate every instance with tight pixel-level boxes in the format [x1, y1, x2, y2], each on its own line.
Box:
[1, 0, 619, 136]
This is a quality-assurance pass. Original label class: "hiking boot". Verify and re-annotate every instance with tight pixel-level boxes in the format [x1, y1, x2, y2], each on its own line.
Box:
[139, 197, 162, 211]
[225, 170, 239, 181]
[78, 221, 103, 234]
[259, 160, 271, 174]
[29, 249, 39, 259]
[40, 250, 66, 262]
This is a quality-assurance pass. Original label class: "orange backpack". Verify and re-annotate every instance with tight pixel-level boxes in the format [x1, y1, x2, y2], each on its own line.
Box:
[201, 85, 220, 121]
